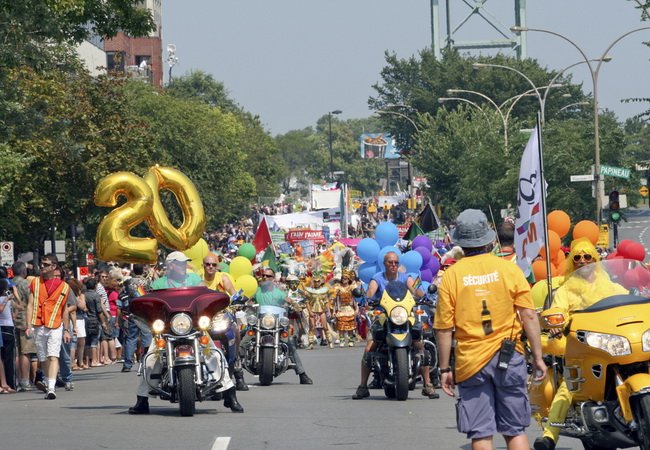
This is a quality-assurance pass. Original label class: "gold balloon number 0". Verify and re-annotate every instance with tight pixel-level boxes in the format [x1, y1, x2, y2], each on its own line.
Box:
[94, 166, 206, 263]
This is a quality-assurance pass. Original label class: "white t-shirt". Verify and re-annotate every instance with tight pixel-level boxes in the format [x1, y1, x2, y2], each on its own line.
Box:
[0, 296, 14, 327]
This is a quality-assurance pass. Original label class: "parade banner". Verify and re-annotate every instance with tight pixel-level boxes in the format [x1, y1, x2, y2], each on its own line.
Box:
[285, 229, 326, 244]
[515, 126, 545, 277]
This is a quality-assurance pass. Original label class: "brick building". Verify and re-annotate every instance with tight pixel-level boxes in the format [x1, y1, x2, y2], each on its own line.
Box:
[103, 0, 163, 86]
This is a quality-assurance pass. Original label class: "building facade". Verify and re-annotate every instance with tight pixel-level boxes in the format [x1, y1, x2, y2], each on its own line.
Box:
[103, 0, 163, 86]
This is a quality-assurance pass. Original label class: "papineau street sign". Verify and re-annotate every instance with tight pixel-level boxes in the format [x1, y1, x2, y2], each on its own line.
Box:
[600, 164, 630, 179]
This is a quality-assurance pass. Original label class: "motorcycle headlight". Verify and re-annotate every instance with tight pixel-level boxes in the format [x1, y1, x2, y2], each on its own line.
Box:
[279, 316, 290, 328]
[170, 313, 193, 335]
[642, 329, 650, 352]
[198, 315, 211, 331]
[584, 331, 631, 356]
[261, 314, 276, 329]
[152, 319, 165, 334]
[211, 313, 231, 333]
[246, 314, 258, 326]
[390, 306, 408, 326]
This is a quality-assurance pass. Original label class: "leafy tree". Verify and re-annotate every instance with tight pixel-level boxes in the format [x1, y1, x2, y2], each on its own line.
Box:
[166, 71, 285, 204]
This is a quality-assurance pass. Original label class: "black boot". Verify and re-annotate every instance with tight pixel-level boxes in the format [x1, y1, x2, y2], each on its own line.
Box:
[234, 370, 249, 391]
[299, 372, 313, 385]
[128, 396, 150, 415]
[223, 387, 244, 413]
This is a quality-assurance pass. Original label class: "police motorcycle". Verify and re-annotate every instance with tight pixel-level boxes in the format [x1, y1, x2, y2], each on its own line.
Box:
[368, 281, 422, 401]
[530, 259, 650, 449]
[412, 284, 440, 389]
[130, 286, 230, 416]
[240, 303, 293, 386]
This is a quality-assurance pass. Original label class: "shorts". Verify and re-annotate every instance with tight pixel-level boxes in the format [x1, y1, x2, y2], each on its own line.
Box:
[15, 328, 37, 355]
[101, 316, 115, 341]
[456, 351, 531, 440]
[35, 325, 64, 361]
[86, 332, 100, 348]
[75, 319, 86, 338]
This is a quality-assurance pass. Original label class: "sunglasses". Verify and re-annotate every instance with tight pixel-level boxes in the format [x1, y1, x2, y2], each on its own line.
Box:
[264, 274, 275, 278]
[572, 253, 593, 263]
[204, 262, 218, 267]
[385, 261, 399, 265]
[40, 262, 53, 268]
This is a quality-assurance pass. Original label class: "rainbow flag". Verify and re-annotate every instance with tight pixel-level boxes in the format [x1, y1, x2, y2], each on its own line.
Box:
[134, 285, 147, 297]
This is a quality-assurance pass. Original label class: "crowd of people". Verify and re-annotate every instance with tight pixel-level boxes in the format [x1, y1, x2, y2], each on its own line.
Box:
[1, 205, 622, 450]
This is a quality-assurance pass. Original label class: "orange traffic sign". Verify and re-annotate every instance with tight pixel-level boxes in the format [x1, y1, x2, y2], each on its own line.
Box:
[640, 186, 649, 197]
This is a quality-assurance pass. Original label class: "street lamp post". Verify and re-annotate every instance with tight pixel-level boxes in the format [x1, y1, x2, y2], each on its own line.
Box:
[511, 25, 650, 223]
[328, 109, 342, 182]
[167, 44, 179, 84]
[445, 85, 562, 151]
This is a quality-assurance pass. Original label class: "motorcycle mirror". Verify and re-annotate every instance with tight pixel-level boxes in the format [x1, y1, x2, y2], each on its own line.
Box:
[428, 284, 437, 294]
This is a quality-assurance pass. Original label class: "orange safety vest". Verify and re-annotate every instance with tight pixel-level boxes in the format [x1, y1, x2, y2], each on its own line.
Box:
[30, 278, 70, 329]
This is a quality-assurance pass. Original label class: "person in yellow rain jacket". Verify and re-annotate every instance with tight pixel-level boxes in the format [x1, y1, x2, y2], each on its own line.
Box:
[534, 238, 627, 450]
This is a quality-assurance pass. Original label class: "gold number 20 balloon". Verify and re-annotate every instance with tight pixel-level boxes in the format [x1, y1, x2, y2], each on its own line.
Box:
[94, 166, 206, 264]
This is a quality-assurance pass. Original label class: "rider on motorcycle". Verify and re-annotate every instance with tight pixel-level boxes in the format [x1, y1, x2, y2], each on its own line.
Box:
[242, 267, 313, 385]
[534, 238, 628, 450]
[128, 252, 243, 414]
[352, 251, 439, 400]
[202, 253, 249, 391]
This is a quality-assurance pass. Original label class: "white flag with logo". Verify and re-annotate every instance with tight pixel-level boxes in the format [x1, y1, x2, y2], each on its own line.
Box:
[514, 126, 545, 276]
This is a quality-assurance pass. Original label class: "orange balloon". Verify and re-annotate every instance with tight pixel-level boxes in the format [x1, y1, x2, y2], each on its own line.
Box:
[556, 259, 567, 275]
[539, 245, 548, 260]
[532, 260, 548, 282]
[554, 248, 566, 266]
[572, 220, 599, 245]
[548, 210, 571, 238]
[548, 230, 561, 256]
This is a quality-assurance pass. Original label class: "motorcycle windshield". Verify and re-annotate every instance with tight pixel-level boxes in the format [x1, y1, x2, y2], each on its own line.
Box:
[557, 259, 650, 313]
[384, 281, 409, 303]
[259, 305, 286, 317]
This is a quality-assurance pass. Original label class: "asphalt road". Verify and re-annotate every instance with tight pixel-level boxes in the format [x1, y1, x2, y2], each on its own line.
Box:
[0, 343, 596, 450]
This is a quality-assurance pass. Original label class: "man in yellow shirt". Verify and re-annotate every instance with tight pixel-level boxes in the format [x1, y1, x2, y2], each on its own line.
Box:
[435, 209, 546, 450]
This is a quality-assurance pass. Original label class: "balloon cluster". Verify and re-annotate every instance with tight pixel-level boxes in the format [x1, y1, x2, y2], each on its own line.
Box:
[182, 240, 259, 297]
[356, 222, 439, 288]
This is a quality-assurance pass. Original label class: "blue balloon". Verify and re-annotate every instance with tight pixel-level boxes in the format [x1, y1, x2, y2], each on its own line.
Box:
[357, 238, 380, 263]
[358, 261, 379, 284]
[375, 222, 399, 248]
[401, 250, 423, 274]
[377, 246, 402, 269]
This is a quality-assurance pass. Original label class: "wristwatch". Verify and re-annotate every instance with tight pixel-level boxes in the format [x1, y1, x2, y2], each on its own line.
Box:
[439, 367, 452, 373]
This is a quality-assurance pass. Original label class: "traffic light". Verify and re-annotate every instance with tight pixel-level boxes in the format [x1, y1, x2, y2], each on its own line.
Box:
[609, 190, 621, 222]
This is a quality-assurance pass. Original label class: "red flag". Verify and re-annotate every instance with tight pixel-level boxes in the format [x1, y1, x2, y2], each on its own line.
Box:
[253, 216, 273, 253]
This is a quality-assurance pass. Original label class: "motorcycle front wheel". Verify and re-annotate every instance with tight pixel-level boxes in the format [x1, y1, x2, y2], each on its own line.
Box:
[259, 347, 274, 386]
[634, 394, 650, 450]
[395, 347, 409, 401]
[176, 366, 196, 417]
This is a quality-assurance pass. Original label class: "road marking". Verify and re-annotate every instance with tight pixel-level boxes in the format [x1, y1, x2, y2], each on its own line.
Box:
[211, 436, 231, 450]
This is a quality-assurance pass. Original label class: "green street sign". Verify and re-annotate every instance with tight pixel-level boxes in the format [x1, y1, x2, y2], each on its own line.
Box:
[600, 164, 630, 179]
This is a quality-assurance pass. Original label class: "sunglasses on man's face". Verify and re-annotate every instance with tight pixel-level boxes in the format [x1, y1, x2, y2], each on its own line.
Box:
[264, 274, 275, 278]
[40, 262, 53, 268]
[385, 260, 399, 266]
[573, 253, 593, 263]
[204, 262, 218, 268]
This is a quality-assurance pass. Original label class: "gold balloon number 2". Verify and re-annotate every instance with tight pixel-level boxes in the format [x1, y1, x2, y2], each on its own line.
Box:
[94, 166, 206, 264]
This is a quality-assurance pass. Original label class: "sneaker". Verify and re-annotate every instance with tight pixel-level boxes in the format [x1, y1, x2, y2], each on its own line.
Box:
[533, 437, 556, 450]
[328, 342, 334, 349]
[421, 383, 439, 399]
[45, 389, 56, 400]
[121, 366, 132, 373]
[339, 341, 345, 347]
[35, 380, 47, 393]
[299, 373, 313, 385]
[348, 341, 354, 347]
[352, 385, 370, 399]
[64, 382, 74, 391]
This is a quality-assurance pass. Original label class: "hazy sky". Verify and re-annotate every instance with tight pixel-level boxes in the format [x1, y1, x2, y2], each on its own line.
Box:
[164, 0, 649, 135]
